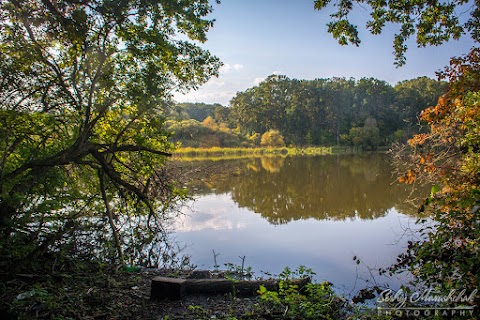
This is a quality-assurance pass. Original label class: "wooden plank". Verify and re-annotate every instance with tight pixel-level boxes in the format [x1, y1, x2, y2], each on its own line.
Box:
[150, 276, 187, 300]
[151, 276, 310, 300]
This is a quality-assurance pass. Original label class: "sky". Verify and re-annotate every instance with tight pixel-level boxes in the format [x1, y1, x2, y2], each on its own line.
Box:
[174, 0, 476, 106]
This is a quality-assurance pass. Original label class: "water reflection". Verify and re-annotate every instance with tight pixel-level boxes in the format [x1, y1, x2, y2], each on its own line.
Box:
[260, 156, 285, 173]
[173, 154, 425, 290]
[182, 154, 424, 224]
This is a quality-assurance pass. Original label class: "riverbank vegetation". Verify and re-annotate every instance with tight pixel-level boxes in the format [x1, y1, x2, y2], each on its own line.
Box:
[1, 260, 383, 320]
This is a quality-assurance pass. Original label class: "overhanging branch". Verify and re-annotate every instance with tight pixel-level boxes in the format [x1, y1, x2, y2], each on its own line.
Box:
[91, 149, 156, 215]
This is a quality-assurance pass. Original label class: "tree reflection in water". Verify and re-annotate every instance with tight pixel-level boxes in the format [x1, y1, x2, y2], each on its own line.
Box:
[178, 154, 427, 224]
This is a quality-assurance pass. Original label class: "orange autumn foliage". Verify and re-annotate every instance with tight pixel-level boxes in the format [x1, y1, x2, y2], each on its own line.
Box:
[392, 48, 480, 295]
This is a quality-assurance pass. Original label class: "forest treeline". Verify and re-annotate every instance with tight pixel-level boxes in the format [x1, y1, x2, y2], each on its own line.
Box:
[168, 75, 446, 149]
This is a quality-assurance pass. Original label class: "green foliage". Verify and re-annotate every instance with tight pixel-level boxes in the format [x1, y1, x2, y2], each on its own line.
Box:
[166, 118, 245, 148]
[393, 129, 407, 143]
[247, 132, 262, 146]
[394, 77, 448, 135]
[314, 0, 478, 66]
[0, 0, 221, 268]
[346, 117, 381, 150]
[224, 256, 254, 280]
[258, 266, 344, 319]
[316, 0, 479, 300]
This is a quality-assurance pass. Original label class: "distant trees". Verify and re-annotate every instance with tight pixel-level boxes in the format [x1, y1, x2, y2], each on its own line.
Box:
[165, 118, 244, 148]
[228, 75, 445, 149]
[168, 103, 227, 122]
[343, 117, 381, 151]
[168, 76, 445, 150]
[393, 77, 448, 135]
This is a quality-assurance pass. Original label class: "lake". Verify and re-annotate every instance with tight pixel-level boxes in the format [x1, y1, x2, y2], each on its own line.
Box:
[172, 153, 426, 293]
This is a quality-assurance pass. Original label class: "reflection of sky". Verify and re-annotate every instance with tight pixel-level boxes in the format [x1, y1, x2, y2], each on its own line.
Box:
[174, 193, 420, 293]
[173, 193, 254, 231]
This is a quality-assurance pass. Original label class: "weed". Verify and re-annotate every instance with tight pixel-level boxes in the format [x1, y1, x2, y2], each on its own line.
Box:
[257, 266, 345, 319]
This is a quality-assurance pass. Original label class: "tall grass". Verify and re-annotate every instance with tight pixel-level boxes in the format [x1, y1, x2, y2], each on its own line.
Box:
[173, 146, 332, 161]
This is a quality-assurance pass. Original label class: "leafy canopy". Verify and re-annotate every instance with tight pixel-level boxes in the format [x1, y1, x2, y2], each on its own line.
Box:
[0, 0, 221, 266]
[314, 0, 479, 66]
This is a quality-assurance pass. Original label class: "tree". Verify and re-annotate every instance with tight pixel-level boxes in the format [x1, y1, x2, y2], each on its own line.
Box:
[353, 78, 396, 138]
[0, 0, 221, 266]
[213, 104, 231, 124]
[314, 0, 479, 66]
[391, 48, 480, 295]
[202, 115, 217, 130]
[229, 88, 264, 134]
[348, 117, 381, 150]
[324, 77, 356, 145]
[229, 75, 441, 146]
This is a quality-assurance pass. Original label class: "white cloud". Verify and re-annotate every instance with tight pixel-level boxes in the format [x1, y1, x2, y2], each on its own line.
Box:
[233, 63, 244, 70]
[204, 76, 225, 87]
[253, 77, 265, 85]
[173, 195, 253, 232]
[219, 63, 244, 73]
[173, 63, 250, 105]
[253, 71, 284, 85]
[173, 210, 248, 232]
[219, 64, 231, 73]
[174, 90, 237, 105]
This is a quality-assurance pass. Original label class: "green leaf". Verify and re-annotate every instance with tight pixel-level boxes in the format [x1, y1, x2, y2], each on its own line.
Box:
[430, 184, 440, 197]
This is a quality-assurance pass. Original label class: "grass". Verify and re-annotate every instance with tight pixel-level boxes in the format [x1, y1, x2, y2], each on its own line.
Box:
[173, 146, 332, 161]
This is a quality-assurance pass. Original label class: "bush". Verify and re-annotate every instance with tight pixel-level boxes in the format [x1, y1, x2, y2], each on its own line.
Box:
[258, 266, 344, 319]
[260, 130, 286, 148]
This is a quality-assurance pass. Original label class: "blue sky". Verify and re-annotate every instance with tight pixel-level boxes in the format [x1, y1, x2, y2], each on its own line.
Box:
[174, 0, 476, 106]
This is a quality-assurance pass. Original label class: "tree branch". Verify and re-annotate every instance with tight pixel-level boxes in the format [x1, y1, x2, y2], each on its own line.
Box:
[98, 171, 123, 259]
[91, 149, 156, 216]
[10, 0, 81, 111]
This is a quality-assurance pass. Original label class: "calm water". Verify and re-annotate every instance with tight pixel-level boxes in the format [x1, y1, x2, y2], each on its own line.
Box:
[173, 153, 425, 292]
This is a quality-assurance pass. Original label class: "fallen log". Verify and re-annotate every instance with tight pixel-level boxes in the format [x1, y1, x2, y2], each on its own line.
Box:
[151, 276, 310, 300]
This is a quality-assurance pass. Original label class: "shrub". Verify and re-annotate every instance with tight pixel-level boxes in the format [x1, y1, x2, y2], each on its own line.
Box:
[260, 130, 286, 148]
